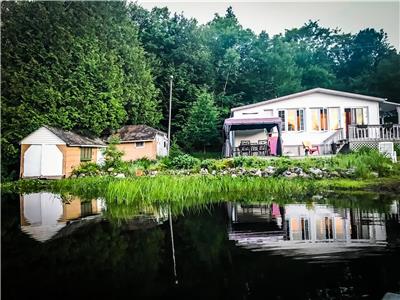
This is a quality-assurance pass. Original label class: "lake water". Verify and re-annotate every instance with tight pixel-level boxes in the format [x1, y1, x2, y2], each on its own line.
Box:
[2, 191, 400, 299]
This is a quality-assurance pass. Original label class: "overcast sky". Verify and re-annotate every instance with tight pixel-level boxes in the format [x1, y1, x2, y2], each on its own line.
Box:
[136, 1, 400, 50]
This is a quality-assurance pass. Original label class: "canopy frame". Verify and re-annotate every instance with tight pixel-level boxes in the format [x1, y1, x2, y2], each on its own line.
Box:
[223, 117, 283, 157]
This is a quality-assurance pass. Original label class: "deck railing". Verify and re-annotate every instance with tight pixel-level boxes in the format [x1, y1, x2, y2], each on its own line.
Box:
[348, 124, 400, 141]
[321, 128, 344, 154]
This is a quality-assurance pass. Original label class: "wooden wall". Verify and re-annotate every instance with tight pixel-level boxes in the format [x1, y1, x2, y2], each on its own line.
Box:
[116, 141, 157, 161]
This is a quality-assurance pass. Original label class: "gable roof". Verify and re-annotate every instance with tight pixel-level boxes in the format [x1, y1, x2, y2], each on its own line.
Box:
[46, 126, 106, 147]
[20, 126, 106, 147]
[112, 125, 167, 142]
[231, 88, 387, 112]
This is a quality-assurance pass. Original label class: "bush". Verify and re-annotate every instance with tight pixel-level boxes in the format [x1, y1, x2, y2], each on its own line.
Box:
[169, 140, 184, 158]
[71, 162, 101, 177]
[169, 154, 200, 169]
[233, 156, 268, 168]
[131, 157, 156, 170]
[200, 159, 217, 170]
[103, 137, 124, 171]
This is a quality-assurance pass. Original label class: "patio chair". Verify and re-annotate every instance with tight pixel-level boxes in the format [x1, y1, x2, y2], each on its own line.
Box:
[250, 144, 259, 156]
[240, 140, 251, 156]
[258, 140, 268, 156]
[302, 141, 320, 156]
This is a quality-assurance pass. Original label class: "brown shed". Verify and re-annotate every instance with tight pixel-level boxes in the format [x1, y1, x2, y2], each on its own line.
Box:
[19, 126, 106, 178]
[112, 125, 168, 161]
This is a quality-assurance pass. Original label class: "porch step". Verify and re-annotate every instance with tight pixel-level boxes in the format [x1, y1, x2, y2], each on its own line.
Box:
[337, 142, 350, 154]
[331, 139, 349, 154]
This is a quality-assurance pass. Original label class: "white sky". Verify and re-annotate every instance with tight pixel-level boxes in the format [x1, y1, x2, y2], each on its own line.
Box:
[136, 1, 400, 50]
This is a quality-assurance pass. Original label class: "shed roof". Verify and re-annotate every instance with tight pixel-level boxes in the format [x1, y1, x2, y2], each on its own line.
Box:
[112, 125, 167, 142]
[45, 126, 106, 147]
[231, 88, 387, 112]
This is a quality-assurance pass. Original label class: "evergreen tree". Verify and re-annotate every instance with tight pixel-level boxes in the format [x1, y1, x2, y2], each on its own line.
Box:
[1, 1, 161, 178]
[180, 90, 220, 152]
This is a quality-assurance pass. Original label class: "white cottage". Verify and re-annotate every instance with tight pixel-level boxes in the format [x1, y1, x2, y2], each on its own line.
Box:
[224, 88, 400, 156]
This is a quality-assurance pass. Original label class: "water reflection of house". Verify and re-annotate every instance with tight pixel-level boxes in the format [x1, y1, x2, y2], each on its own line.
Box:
[20, 193, 104, 242]
[227, 202, 396, 256]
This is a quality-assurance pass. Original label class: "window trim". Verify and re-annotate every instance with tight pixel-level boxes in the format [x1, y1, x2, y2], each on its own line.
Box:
[310, 107, 328, 132]
[349, 107, 368, 125]
[135, 141, 145, 148]
[277, 108, 305, 132]
[327, 107, 341, 130]
[80, 147, 93, 162]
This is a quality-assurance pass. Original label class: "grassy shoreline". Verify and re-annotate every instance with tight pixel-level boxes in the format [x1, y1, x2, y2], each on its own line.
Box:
[3, 175, 400, 202]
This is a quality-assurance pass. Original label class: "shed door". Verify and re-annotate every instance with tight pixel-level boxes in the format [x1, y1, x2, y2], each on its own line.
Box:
[41, 145, 63, 176]
[24, 145, 63, 177]
[23, 145, 42, 177]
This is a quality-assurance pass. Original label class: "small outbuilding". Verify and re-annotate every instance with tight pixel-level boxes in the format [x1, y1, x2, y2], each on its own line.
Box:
[20, 126, 106, 178]
[112, 125, 168, 161]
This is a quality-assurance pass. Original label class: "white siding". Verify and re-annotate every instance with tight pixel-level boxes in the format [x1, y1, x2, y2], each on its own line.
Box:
[156, 134, 168, 157]
[231, 92, 381, 155]
[232, 92, 380, 124]
[21, 127, 66, 145]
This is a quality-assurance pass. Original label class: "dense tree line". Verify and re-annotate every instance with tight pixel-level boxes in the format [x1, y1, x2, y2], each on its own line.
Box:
[1, 1, 399, 178]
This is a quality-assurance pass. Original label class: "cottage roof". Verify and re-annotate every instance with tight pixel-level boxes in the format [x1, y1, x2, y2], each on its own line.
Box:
[44, 126, 106, 147]
[112, 125, 167, 142]
[231, 88, 387, 112]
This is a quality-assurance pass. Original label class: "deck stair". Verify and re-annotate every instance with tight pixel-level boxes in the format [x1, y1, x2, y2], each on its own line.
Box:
[322, 129, 346, 154]
[333, 139, 349, 154]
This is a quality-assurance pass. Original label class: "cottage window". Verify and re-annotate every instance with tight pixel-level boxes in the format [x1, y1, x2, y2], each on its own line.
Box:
[80, 148, 92, 162]
[351, 108, 365, 125]
[328, 108, 340, 130]
[287, 109, 297, 131]
[279, 109, 304, 132]
[311, 108, 328, 131]
[135, 142, 144, 148]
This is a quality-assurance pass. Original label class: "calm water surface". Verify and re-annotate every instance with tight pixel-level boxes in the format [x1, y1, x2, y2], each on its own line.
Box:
[2, 192, 400, 299]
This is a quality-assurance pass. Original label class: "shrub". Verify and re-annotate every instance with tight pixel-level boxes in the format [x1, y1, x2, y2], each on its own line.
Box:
[169, 154, 200, 169]
[169, 140, 184, 158]
[131, 157, 156, 170]
[215, 158, 234, 170]
[233, 156, 269, 168]
[200, 159, 217, 170]
[103, 137, 124, 171]
[71, 162, 101, 177]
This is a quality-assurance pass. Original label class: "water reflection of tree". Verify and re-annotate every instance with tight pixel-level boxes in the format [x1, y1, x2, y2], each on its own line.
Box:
[3, 211, 168, 298]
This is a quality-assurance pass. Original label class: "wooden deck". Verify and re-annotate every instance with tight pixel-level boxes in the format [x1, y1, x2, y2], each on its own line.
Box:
[349, 124, 400, 142]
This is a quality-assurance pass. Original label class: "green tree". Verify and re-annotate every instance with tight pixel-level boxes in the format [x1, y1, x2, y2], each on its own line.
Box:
[129, 5, 214, 137]
[180, 90, 220, 152]
[1, 1, 161, 179]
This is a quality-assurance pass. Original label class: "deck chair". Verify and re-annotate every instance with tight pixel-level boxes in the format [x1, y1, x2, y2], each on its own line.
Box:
[302, 141, 320, 155]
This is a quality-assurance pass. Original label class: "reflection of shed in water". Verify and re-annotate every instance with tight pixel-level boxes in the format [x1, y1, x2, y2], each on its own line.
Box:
[227, 202, 394, 257]
[20, 193, 104, 242]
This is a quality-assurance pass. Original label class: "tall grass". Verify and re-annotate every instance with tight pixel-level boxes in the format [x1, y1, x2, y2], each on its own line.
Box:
[104, 176, 320, 204]
[49, 176, 398, 221]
